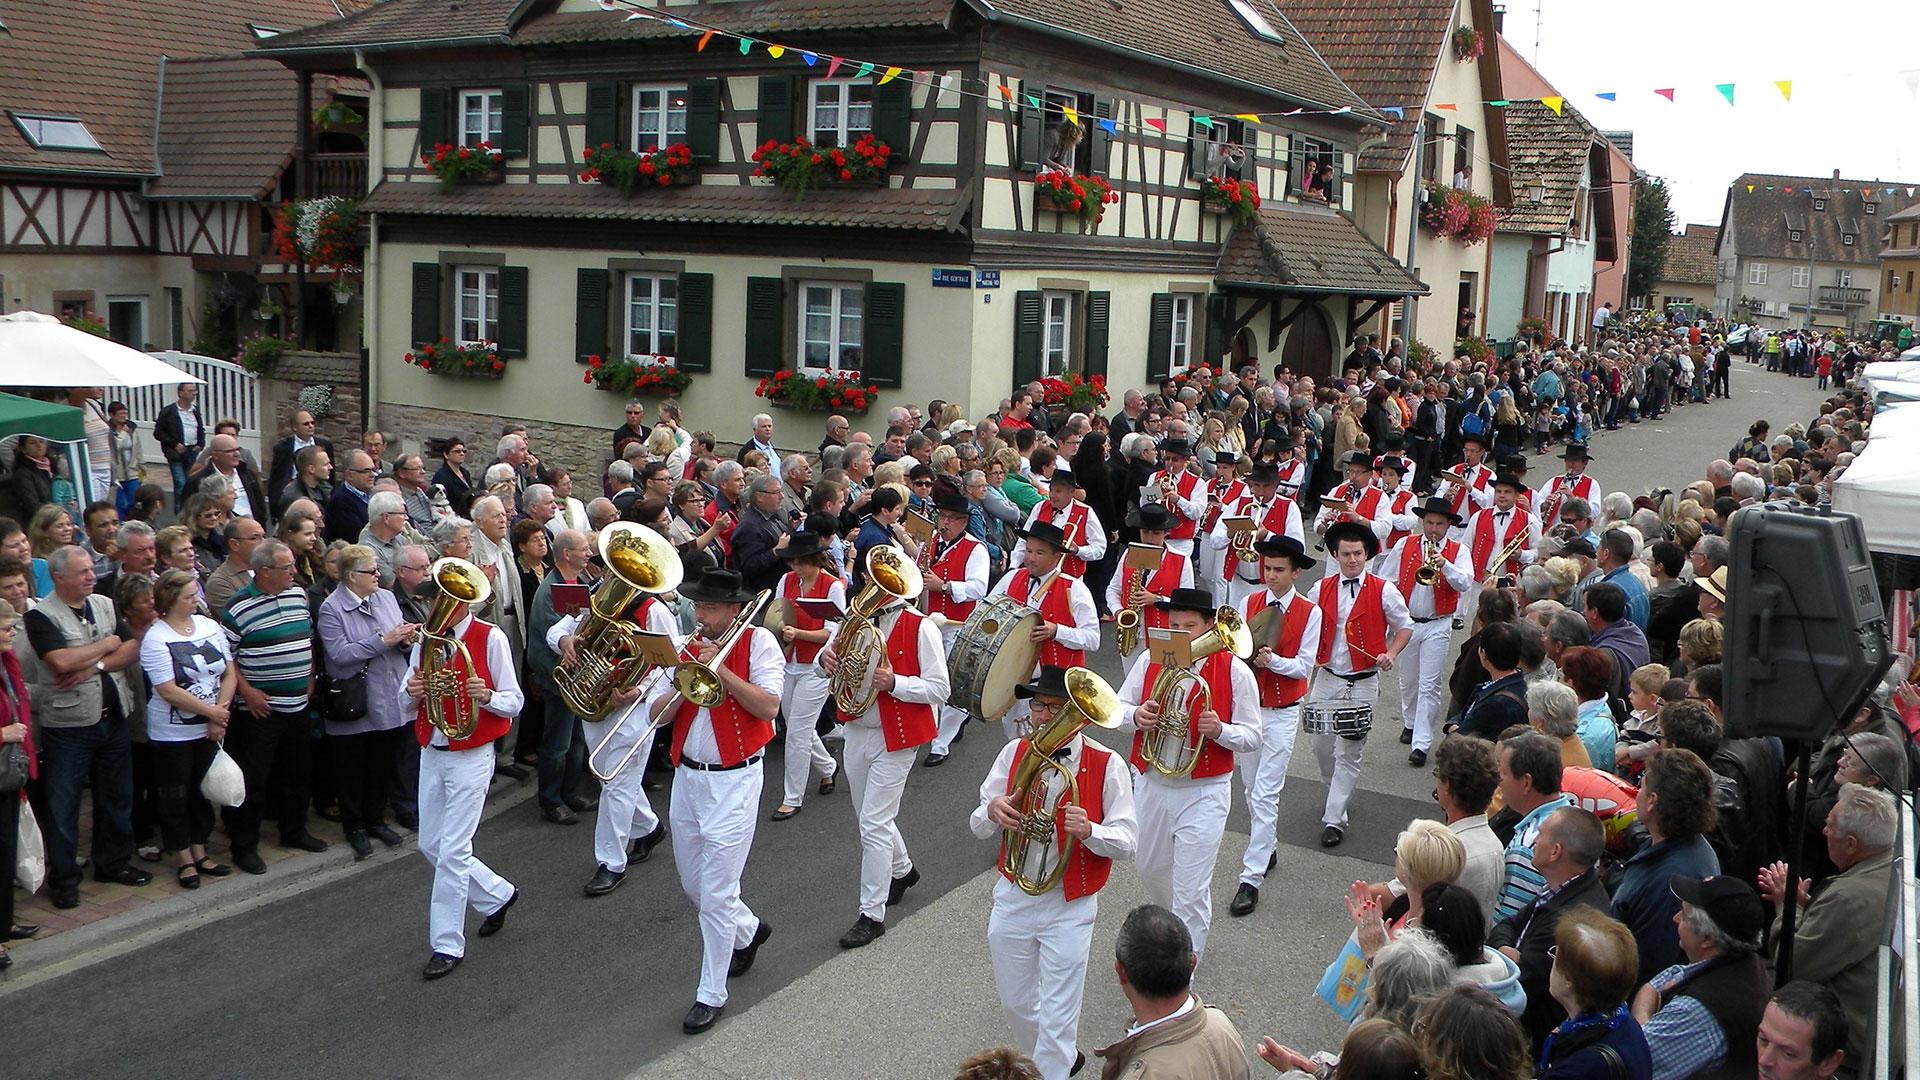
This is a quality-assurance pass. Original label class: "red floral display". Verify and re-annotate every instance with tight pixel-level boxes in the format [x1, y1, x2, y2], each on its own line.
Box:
[583, 353, 693, 395]
[420, 141, 504, 191]
[1038, 372, 1110, 414]
[404, 338, 505, 379]
[1035, 170, 1118, 230]
[1421, 183, 1496, 245]
[1453, 26, 1484, 62]
[1201, 176, 1261, 226]
[754, 368, 878, 412]
[271, 198, 361, 270]
[580, 142, 697, 196]
[752, 134, 891, 197]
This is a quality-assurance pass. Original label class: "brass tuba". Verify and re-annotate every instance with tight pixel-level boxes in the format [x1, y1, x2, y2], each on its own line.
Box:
[1114, 563, 1146, 656]
[419, 557, 494, 742]
[1141, 606, 1252, 777]
[560, 523, 684, 723]
[829, 544, 924, 715]
[1001, 668, 1122, 895]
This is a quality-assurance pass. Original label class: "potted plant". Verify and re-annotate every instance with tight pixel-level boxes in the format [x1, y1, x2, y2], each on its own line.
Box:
[1407, 340, 1437, 368]
[1421, 183, 1497, 245]
[583, 353, 694, 396]
[234, 331, 295, 374]
[1454, 336, 1493, 364]
[404, 338, 506, 380]
[581, 141, 698, 195]
[1516, 315, 1554, 346]
[1200, 176, 1261, 226]
[61, 310, 108, 338]
[420, 141, 505, 191]
[1453, 26, 1483, 61]
[751, 135, 893, 198]
[1034, 170, 1118, 230]
[272, 197, 361, 270]
[1037, 372, 1110, 427]
[754, 368, 878, 413]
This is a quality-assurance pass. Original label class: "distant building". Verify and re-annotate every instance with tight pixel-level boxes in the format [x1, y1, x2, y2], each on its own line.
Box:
[1486, 97, 1621, 346]
[1712, 172, 1920, 331]
[1652, 225, 1720, 317]
[1877, 203, 1920, 326]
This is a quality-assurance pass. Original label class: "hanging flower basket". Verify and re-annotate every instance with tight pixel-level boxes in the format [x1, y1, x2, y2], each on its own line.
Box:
[1034, 170, 1117, 230]
[1038, 372, 1110, 414]
[405, 339, 505, 380]
[1200, 176, 1261, 226]
[751, 135, 892, 198]
[272, 197, 361, 270]
[754, 369, 877, 413]
[1453, 26, 1484, 62]
[421, 142, 505, 192]
[583, 353, 693, 396]
[1516, 316, 1555, 347]
[1421, 183, 1496, 245]
[581, 142, 698, 195]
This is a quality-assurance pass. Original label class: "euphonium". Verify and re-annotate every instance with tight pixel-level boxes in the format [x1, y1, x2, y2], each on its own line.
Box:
[1141, 606, 1252, 778]
[1001, 668, 1123, 895]
[1414, 540, 1444, 587]
[419, 557, 494, 742]
[559, 523, 683, 723]
[829, 544, 924, 714]
[1115, 563, 1146, 656]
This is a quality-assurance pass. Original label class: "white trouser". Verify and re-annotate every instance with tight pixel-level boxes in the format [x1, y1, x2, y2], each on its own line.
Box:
[1237, 702, 1301, 887]
[417, 744, 515, 958]
[1165, 537, 1195, 560]
[1133, 773, 1230, 960]
[582, 711, 658, 874]
[671, 759, 764, 1007]
[988, 878, 1099, 1080]
[780, 666, 837, 805]
[1223, 574, 1262, 611]
[1306, 673, 1377, 830]
[1397, 619, 1453, 751]
[929, 626, 968, 755]
[842, 723, 916, 921]
[1195, 545, 1224, 606]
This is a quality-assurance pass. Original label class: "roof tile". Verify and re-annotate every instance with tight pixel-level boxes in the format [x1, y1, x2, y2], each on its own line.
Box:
[1496, 99, 1595, 235]
[1218, 201, 1427, 296]
[1721, 172, 1920, 265]
[1659, 225, 1719, 286]
[150, 59, 365, 200]
[1275, 0, 1454, 171]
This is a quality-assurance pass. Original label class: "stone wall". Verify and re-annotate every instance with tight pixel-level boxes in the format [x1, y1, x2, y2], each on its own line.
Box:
[377, 401, 628, 483]
[260, 351, 364, 449]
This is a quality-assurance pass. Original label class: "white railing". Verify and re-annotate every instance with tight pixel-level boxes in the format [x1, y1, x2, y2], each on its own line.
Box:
[125, 351, 262, 466]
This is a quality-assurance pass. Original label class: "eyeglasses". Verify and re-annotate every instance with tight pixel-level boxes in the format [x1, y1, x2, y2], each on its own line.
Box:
[1547, 945, 1560, 961]
[350, 568, 378, 578]
[267, 562, 296, 572]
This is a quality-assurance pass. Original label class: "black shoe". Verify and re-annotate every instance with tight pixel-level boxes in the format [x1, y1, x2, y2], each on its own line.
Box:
[496, 762, 531, 781]
[1398, 727, 1414, 745]
[770, 805, 799, 822]
[566, 794, 599, 813]
[95, 865, 152, 887]
[368, 825, 404, 848]
[280, 832, 329, 853]
[1321, 826, 1345, 849]
[8, 923, 39, 940]
[1408, 749, 1428, 768]
[347, 831, 374, 861]
[394, 809, 419, 830]
[51, 888, 79, 910]
[422, 952, 462, 980]
[233, 849, 269, 875]
[1228, 883, 1259, 917]
[541, 803, 579, 825]
[886, 867, 920, 907]
[922, 751, 948, 768]
[583, 865, 626, 897]
[839, 914, 886, 949]
[683, 1002, 724, 1034]
[1070, 1051, 1086, 1077]
[630, 823, 667, 864]
[951, 721, 966, 745]
[477, 889, 517, 937]
[729, 919, 772, 977]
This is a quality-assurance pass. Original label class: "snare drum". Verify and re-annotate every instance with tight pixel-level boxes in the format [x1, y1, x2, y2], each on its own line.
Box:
[948, 596, 1040, 721]
[1303, 704, 1374, 738]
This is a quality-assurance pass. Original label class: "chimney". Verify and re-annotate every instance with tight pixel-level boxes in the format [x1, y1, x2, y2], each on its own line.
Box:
[1832, 169, 1841, 180]
[1491, 4, 1506, 32]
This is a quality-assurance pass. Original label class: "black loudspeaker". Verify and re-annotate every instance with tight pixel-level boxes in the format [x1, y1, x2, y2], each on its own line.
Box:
[1725, 502, 1892, 742]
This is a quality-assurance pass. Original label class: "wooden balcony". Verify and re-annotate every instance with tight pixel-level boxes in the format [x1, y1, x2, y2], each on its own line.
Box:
[1817, 285, 1870, 308]
[309, 153, 369, 199]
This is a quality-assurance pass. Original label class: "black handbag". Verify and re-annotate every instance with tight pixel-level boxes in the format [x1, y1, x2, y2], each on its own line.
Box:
[323, 665, 371, 724]
[0, 741, 27, 793]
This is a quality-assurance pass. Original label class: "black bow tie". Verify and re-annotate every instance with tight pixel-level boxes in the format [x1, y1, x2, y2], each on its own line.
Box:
[1343, 578, 1360, 594]
[1049, 745, 1074, 764]
[1496, 510, 1510, 519]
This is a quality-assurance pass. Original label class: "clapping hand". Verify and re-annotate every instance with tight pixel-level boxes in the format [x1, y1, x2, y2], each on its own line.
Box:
[1756, 861, 1810, 909]
[1347, 880, 1389, 959]
[1255, 1038, 1318, 1074]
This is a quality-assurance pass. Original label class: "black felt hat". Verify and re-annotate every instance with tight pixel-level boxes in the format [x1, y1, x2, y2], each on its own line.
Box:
[679, 567, 757, 604]
[1153, 587, 1219, 616]
[1322, 520, 1380, 559]
[1253, 534, 1316, 569]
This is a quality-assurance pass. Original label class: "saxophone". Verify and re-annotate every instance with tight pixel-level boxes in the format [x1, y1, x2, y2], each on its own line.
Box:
[1115, 563, 1147, 656]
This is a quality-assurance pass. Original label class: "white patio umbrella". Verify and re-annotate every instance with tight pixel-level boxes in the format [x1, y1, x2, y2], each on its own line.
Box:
[0, 311, 205, 388]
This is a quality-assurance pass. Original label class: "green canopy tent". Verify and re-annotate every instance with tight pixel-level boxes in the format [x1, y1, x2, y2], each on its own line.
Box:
[0, 391, 95, 521]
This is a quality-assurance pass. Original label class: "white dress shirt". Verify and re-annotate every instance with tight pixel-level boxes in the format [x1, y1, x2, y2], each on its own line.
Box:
[1239, 587, 1321, 681]
[1009, 500, 1109, 569]
[820, 607, 950, 725]
[642, 625, 784, 765]
[1377, 535, 1476, 618]
[968, 733, 1139, 868]
[1105, 547, 1194, 613]
[928, 535, 991, 605]
[1113, 650, 1263, 757]
[1205, 497, 1305, 584]
[398, 613, 526, 747]
[988, 567, 1101, 656]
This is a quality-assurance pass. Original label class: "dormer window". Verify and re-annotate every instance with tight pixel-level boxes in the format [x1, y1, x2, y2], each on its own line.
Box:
[1225, 0, 1286, 43]
[1865, 202, 1878, 215]
[1843, 233, 1856, 247]
[1813, 197, 1827, 211]
[9, 112, 102, 151]
[1789, 229, 1802, 243]
[249, 23, 286, 40]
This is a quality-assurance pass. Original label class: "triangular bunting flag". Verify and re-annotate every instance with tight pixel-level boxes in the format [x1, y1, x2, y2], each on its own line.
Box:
[878, 66, 902, 84]
[854, 61, 875, 79]
[802, 51, 818, 66]
[1283, 108, 1304, 116]
[737, 37, 752, 55]
[1235, 113, 1261, 124]
[1746, 185, 1755, 193]
[1025, 94, 1042, 110]
[1486, 99, 1509, 107]
[1099, 119, 1116, 134]
[1774, 80, 1791, 102]
[768, 45, 786, 58]
[697, 30, 715, 51]
[1435, 103, 1457, 111]
[826, 57, 843, 78]
[1381, 106, 1404, 119]
[1715, 83, 1735, 105]
[937, 74, 954, 99]
[1595, 92, 1617, 102]
[1783, 186, 1793, 194]
[1192, 115, 1215, 129]
[1062, 105, 1079, 126]
[997, 84, 1013, 102]
[666, 17, 689, 28]
[1144, 117, 1167, 132]
[1332, 106, 1352, 114]
[1654, 88, 1675, 102]
[1541, 97, 1562, 115]
[1909, 187, 1917, 197]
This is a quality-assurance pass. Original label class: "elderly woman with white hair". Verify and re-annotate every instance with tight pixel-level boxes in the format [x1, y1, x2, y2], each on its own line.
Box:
[1527, 680, 1592, 767]
[1599, 491, 1635, 532]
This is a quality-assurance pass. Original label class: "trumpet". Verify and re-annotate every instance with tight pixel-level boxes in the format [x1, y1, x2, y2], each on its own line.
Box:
[829, 545, 924, 715]
[1439, 468, 1468, 488]
[1230, 525, 1262, 563]
[1157, 472, 1178, 505]
[1115, 563, 1146, 656]
[1482, 530, 1529, 587]
[1140, 607, 1251, 778]
[1001, 668, 1123, 895]
[1414, 540, 1444, 587]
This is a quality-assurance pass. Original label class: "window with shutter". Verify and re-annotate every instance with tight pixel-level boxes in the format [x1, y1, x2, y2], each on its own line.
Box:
[417, 88, 449, 150]
[805, 79, 869, 147]
[411, 263, 442, 344]
[575, 269, 609, 363]
[760, 76, 797, 146]
[497, 266, 528, 356]
[1014, 81, 1045, 172]
[1087, 97, 1115, 177]
[1204, 294, 1232, 362]
[623, 274, 678, 360]
[797, 283, 864, 373]
[676, 272, 713, 373]
[684, 78, 721, 162]
[499, 85, 531, 157]
[457, 89, 504, 148]
[454, 266, 500, 346]
[1145, 293, 1174, 381]
[1083, 291, 1110, 378]
[744, 277, 784, 376]
[863, 282, 905, 388]
[1013, 290, 1043, 386]
[631, 85, 688, 150]
[585, 82, 620, 149]
[871, 80, 911, 155]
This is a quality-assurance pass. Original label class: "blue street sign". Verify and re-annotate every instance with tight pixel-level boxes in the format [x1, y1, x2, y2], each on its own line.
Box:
[975, 270, 1001, 288]
[932, 268, 971, 288]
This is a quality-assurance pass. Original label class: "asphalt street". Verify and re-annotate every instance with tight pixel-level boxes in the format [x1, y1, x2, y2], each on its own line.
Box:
[0, 364, 1831, 1080]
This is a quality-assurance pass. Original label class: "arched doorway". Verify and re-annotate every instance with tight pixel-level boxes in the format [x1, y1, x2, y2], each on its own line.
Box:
[1280, 301, 1335, 380]
[1231, 326, 1258, 371]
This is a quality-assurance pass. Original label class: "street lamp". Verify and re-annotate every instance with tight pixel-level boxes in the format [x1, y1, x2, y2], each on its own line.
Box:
[1526, 180, 1546, 205]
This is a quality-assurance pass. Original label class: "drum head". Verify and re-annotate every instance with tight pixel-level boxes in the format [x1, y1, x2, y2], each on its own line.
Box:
[979, 610, 1039, 720]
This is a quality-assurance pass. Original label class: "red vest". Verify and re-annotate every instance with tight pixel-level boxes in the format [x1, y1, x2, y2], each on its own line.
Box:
[1033, 500, 1091, 576]
[859, 610, 937, 751]
[1468, 506, 1530, 578]
[1540, 472, 1597, 520]
[1446, 462, 1493, 518]
[413, 617, 513, 751]
[1009, 567, 1084, 669]
[1327, 482, 1383, 523]
[1150, 470, 1202, 540]
[1315, 574, 1388, 670]
[1129, 650, 1239, 779]
[1395, 536, 1463, 615]
[1244, 590, 1313, 707]
[926, 535, 983, 622]
[780, 570, 840, 664]
[1379, 487, 1418, 551]
[1134, 550, 1187, 635]
[669, 636, 775, 767]
[1274, 458, 1307, 500]
[1000, 740, 1113, 901]
[1203, 477, 1246, 533]
[1224, 499, 1296, 583]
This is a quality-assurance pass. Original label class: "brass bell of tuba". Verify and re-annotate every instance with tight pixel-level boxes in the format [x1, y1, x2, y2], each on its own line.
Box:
[419, 557, 494, 742]
[1001, 668, 1123, 895]
[1141, 606, 1252, 777]
[829, 544, 924, 715]
[558, 523, 684, 723]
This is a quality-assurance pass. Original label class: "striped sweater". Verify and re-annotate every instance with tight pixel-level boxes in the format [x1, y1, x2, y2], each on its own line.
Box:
[1491, 794, 1575, 924]
[221, 582, 314, 712]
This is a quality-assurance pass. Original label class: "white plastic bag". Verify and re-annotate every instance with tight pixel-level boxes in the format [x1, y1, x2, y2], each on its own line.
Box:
[16, 797, 46, 894]
[201, 744, 247, 808]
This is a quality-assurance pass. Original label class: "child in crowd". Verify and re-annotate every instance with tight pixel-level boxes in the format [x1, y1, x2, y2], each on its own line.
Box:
[1615, 663, 1672, 780]
[1532, 398, 1556, 453]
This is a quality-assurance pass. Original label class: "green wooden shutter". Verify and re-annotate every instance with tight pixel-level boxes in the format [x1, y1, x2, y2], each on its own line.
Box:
[1015, 82, 1045, 172]
[1083, 291, 1110, 378]
[757, 76, 795, 146]
[1204, 293, 1232, 364]
[417, 88, 448, 150]
[1088, 96, 1115, 177]
[1012, 290, 1043, 387]
[863, 282, 905, 388]
[1229, 121, 1253, 181]
[575, 268, 609, 363]
[685, 78, 721, 162]
[499, 84, 532, 157]
[410, 263, 441, 345]
[585, 81, 621, 150]
[872, 79, 911, 154]
[676, 272, 713, 373]
[1145, 293, 1174, 382]
[498, 266, 530, 357]
[744, 277, 784, 377]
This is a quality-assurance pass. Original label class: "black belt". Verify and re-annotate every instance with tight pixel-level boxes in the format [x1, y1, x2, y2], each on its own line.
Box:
[1326, 670, 1376, 682]
[680, 754, 763, 772]
[1411, 616, 1442, 624]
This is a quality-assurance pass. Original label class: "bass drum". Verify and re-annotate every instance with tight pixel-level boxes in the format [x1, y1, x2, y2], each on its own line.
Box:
[948, 596, 1039, 721]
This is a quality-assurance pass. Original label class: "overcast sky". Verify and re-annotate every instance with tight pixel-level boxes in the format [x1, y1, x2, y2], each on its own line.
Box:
[1506, 0, 1920, 228]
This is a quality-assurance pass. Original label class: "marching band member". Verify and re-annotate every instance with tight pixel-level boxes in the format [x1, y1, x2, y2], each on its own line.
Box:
[990, 521, 1101, 737]
[1377, 498, 1474, 765]
[642, 568, 784, 1035]
[1501, 454, 1537, 516]
[1435, 430, 1496, 526]
[1008, 464, 1106, 579]
[1227, 536, 1320, 917]
[1271, 434, 1309, 503]
[1311, 450, 1387, 541]
[1463, 470, 1541, 617]
[1307, 521, 1412, 849]
[923, 492, 991, 767]
[550, 588, 678, 897]
[972, 665, 1138, 1080]
[400, 580, 525, 981]
[1114, 587, 1262, 961]
[1145, 438, 1208, 559]
[1104, 505, 1193, 646]
[818, 572, 951, 949]
[768, 531, 844, 819]
[1537, 442, 1599, 525]
[1372, 455, 1422, 557]
[1209, 462, 1304, 609]
[1195, 451, 1246, 602]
